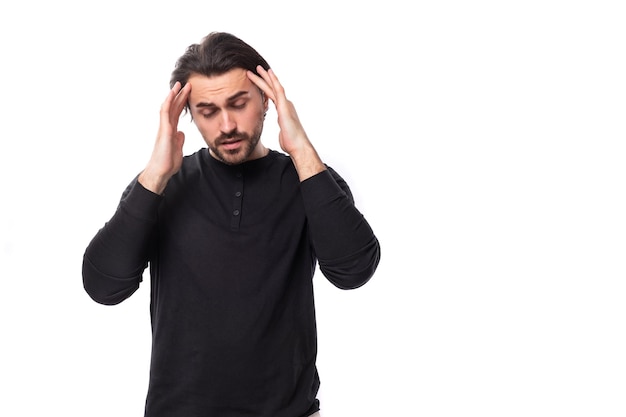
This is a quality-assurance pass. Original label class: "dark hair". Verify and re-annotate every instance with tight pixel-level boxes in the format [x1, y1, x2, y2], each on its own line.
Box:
[169, 32, 270, 90]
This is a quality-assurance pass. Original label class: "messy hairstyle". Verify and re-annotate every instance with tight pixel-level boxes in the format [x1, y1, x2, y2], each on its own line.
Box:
[170, 31, 270, 90]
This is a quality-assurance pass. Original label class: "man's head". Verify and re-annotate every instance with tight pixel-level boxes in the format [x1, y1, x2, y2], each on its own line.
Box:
[172, 32, 271, 165]
[170, 32, 270, 111]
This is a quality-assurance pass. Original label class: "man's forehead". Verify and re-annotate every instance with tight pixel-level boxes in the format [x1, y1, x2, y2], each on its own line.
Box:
[188, 69, 252, 102]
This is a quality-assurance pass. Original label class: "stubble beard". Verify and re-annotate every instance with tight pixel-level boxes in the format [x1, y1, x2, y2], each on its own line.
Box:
[208, 119, 264, 165]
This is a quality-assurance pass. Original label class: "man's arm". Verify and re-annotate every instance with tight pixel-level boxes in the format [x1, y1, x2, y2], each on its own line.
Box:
[248, 66, 380, 287]
[83, 82, 191, 304]
[82, 180, 161, 304]
[246, 66, 327, 181]
[139, 81, 191, 194]
[300, 168, 381, 289]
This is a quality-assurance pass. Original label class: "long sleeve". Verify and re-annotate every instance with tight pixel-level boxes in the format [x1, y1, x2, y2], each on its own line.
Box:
[300, 168, 381, 289]
[82, 179, 162, 305]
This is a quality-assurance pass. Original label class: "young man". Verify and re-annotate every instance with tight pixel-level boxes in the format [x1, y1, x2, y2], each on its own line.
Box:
[83, 32, 380, 417]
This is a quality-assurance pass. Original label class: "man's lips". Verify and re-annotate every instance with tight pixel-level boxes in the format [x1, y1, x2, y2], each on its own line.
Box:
[220, 139, 242, 150]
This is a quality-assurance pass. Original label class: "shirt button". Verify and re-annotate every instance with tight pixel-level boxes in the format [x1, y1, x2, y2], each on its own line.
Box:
[233, 210, 240, 216]
[236, 172, 242, 178]
[235, 191, 242, 197]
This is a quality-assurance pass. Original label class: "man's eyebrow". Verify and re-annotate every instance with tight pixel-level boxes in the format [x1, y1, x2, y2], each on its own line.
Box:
[194, 91, 250, 108]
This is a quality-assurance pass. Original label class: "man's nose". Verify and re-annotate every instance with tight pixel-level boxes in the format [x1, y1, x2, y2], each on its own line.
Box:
[220, 110, 236, 133]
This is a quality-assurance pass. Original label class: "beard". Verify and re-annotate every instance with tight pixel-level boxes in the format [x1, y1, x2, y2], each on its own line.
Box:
[207, 118, 264, 165]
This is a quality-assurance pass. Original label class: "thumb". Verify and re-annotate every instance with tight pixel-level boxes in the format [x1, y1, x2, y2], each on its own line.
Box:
[173, 131, 186, 152]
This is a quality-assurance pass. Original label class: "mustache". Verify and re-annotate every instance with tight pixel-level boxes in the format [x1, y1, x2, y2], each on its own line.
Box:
[217, 130, 249, 143]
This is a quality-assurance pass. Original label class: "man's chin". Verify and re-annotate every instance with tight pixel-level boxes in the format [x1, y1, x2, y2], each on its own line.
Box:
[211, 148, 248, 165]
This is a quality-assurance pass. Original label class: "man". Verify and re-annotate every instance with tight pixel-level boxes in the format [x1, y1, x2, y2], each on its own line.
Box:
[83, 31, 380, 417]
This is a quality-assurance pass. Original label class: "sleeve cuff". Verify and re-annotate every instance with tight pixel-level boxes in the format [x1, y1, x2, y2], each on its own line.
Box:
[299, 169, 345, 208]
[120, 179, 163, 222]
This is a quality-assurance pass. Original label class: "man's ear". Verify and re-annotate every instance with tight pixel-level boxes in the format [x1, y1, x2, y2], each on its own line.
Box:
[262, 91, 269, 112]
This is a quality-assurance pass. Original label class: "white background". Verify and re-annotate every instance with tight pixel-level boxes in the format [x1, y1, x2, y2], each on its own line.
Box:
[1, 1, 625, 416]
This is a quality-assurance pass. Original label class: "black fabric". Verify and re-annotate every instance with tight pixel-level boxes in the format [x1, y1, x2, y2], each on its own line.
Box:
[83, 149, 380, 417]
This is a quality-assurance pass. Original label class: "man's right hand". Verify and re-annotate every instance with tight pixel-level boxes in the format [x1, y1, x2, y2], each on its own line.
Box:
[139, 81, 192, 195]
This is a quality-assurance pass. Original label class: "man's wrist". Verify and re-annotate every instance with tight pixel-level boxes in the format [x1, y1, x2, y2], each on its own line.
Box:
[138, 169, 170, 195]
[289, 145, 326, 182]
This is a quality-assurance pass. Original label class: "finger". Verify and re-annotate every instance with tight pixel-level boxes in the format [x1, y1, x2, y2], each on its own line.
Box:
[171, 82, 191, 119]
[247, 69, 275, 102]
[160, 82, 181, 126]
[259, 67, 288, 108]
[161, 82, 180, 109]
[265, 68, 286, 98]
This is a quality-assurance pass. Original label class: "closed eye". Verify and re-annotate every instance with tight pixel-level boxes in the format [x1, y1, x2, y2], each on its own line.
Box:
[230, 99, 247, 110]
[200, 110, 217, 119]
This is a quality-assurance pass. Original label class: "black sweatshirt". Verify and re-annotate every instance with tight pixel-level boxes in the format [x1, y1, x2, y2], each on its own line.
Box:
[83, 149, 380, 417]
